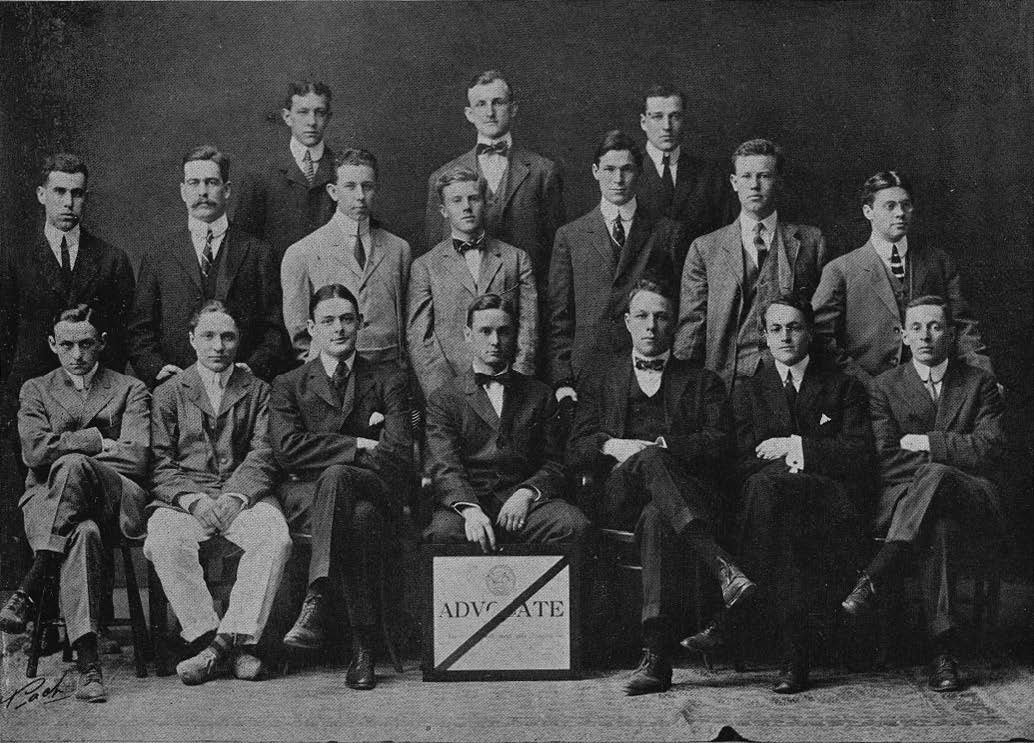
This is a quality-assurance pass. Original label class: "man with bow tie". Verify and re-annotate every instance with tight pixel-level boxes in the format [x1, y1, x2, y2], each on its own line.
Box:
[270, 284, 413, 690]
[841, 295, 1005, 692]
[423, 293, 588, 553]
[568, 278, 748, 696]
[682, 294, 871, 694]
[408, 167, 538, 400]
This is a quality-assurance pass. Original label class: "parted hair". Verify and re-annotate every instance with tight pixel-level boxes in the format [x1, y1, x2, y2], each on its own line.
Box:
[627, 276, 676, 306]
[732, 138, 785, 174]
[333, 148, 378, 181]
[594, 129, 643, 168]
[283, 80, 333, 109]
[860, 170, 912, 205]
[188, 299, 239, 331]
[41, 153, 88, 187]
[436, 166, 487, 202]
[466, 293, 515, 328]
[309, 283, 360, 318]
[466, 69, 514, 102]
[761, 293, 815, 329]
[641, 83, 686, 111]
[906, 294, 953, 326]
[51, 303, 103, 335]
[183, 145, 230, 182]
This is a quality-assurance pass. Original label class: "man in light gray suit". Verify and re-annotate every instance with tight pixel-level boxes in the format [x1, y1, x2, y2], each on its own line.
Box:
[409, 167, 537, 399]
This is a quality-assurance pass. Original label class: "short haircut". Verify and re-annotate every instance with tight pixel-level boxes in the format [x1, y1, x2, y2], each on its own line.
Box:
[466, 69, 514, 102]
[860, 170, 912, 206]
[41, 153, 88, 187]
[641, 83, 686, 112]
[188, 299, 238, 331]
[282, 80, 333, 110]
[594, 129, 643, 169]
[732, 138, 785, 175]
[51, 303, 103, 336]
[906, 294, 953, 326]
[466, 293, 515, 328]
[332, 148, 378, 181]
[309, 283, 359, 319]
[627, 276, 675, 306]
[435, 166, 487, 202]
[183, 144, 230, 182]
[761, 293, 814, 329]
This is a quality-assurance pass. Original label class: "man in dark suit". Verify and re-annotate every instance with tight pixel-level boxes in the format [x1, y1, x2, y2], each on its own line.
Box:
[0, 304, 149, 702]
[675, 139, 831, 392]
[683, 295, 870, 694]
[636, 84, 735, 270]
[568, 278, 750, 696]
[270, 284, 413, 690]
[409, 168, 538, 400]
[812, 171, 991, 386]
[548, 130, 681, 403]
[129, 145, 284, 389]
[423, 293, 588, 551]
[233, 80, 337, 264]
[144, 300, 290, 686]
[841, 295, 1005, 692]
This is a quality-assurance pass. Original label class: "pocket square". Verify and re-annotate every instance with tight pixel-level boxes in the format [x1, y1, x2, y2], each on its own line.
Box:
[369, 412, 385, 427]
[820, 413, 832, 425]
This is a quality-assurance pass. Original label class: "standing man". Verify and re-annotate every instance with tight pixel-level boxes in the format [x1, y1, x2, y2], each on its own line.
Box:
[675, 138, 831, 393]
[423, 294, 588, 552]
[812, 171, 990, 386]
[128, 145, 284, 389]
[568, 279, 749, 696]
[637, 84, 735, 270]
[234, 81, 337, 264]
[0, 305, 150, 702]
[841, 296, 1005, 692]
[281, 148, 411, 368]
[144, 300, 291, 686]
[683, 295, 870, 694]
[409, 168, 538, 400]
[548, 130, 681, 401]
[270, 284, 413, 690]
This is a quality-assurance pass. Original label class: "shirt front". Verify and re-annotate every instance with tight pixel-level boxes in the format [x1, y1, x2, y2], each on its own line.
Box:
[187, 214, 229, 265]
[44, 222, 81, 271]
[332, 210, 372, 265]
[773, 354, 810, 471]
[64, 362, 99, 394]
[471, 359, 509, 417]
[197, 363, 234, 413]
[599, 197, 638, 241]
[740, 210, 779, 268]
[632, 349, 669, 398]
[320, 349, 357, 380]
[870, 233, 909, 274]
[912, 357, 948, 401]
[290, 137, 326, 174]
[646, 142, 680, 184]
[476, 132, 513, 195]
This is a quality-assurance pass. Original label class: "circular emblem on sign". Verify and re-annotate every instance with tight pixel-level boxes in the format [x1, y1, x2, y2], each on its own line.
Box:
[485, 565, 516, 596]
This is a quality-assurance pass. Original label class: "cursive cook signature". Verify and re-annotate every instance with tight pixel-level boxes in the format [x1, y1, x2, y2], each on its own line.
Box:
[2, 670, 74, 710]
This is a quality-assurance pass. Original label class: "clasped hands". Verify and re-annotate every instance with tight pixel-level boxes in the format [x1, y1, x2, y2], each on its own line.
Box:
[899, 433, 930, 452]
[602, 437, 657, 464]
[189, 493, 245, 536]
[462, 488, 537, 553]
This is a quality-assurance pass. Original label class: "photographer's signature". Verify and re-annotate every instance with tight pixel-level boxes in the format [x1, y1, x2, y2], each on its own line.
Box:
[2, 670, 73, 710]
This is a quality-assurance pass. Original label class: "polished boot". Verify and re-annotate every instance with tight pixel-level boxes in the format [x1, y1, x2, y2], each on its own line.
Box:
[680, 610, 729, 652]
[346, 633, 376, 690]
[623, 649, 672, 696]
[841, 572, 876, 615]
[75, 664, 108, 703]
[718, 557, 757, 610]
[283, 590, 327, 649]
[928, 653, 961, 692]
[0, 590, 35, 634]
[773, 650, 810, 694]
[176, 647, 228, 685]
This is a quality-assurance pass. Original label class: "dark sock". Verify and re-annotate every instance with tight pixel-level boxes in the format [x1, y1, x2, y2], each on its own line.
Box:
[352, 624, 376, 650]
[309, 577, 329, 596]
[932, 629, 957, 656]
[207, 632, 234, 660]
[19, 551, 62, 600]
[684, 528, 736, 579]
[74, 633, 99, 673]
[864, 540, 907, 582]
[642, 617, 671, 655]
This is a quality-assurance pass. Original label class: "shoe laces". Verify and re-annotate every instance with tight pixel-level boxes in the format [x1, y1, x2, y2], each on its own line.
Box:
[80, 664, 103, 683]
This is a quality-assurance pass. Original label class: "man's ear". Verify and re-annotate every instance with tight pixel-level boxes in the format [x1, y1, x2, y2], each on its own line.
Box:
[97, 331, 108, 352]
[47, 335, 58, 355]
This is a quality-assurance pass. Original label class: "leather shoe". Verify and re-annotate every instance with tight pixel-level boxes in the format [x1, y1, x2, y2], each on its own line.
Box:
[928, 653, 961, 692]
[283, 590, 327, 649]
[718, 559, 757, 610]
[841, 572, 876, 616]
[623, 649, 672, 696]
[0, 590, 34, 634]
[176, 647, 227, 685]
[346, 642, 376, 690]
[680, 611, 728, 652]
[231, 649, 264, 681]
[75, 664, 108, 703]
[773, 657, 810, 694]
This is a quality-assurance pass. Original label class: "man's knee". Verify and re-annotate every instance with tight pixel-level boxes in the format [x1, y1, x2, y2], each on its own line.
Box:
[423, 509, 466, 544]
[742, 472, 782, 513]
[551, 503, 591, 544]
[350, 500, 383, 531]
[48, 452, 93, 483]
[914, 462, 960, 488]
[241, 508, 292, 556]
[67, 518, 102, 547]
[143, 512, 198, 558]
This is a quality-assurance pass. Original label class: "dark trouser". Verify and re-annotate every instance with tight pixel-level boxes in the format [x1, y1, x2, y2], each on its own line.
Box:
[423, 497, 590, 547]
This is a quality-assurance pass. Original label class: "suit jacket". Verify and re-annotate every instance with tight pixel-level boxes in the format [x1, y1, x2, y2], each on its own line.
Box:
[567, 354, 732, 484]
[811, 239, 991, 384]
[425, 369, 565, 510]
[233, 146, 338, 263]
[149, 365, 278, 511]
[128, 224, 285, 388]
[17, 366, 150, 536]
[425, 146, 564, 281]
[1, 228, 135, 417]
[547, 207, 680, 387]
[281, 217, 411, 366]
[869, 359, 1005, 532]
[408, 237, 537, 398]
[674, 219, 830, 390]
[269, 355, 413, 499]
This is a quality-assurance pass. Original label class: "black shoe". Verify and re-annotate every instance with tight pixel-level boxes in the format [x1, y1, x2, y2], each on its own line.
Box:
[283, 591, 327, 649]
[773, 656, 810, 694]
[623, 649, 672, 696]
[841, 572, 876, 616]
[718, 559, 757, 611]
[928, 653, 961, 692]
[680, 611, 728, 652]
[346, 640, 376, 690]
[0, 590, 35, 634]
[75, 663, 108, 703]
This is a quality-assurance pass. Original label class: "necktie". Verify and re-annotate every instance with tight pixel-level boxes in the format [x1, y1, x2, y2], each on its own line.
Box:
[784, 370, 797, 409]
[661, 154, 674, 188]
[332, 359, 350, 404]
[925, 374, 939, 402]
[635, 357, 665, 372]
[354, 233, 366, 270]
[200, 229, 214, 278]
[475, 370, 512, 388]
[453, 236, 484, 253]
[612, 216, 626, 248]
[475, 141, 509, 157]
[302, 149, 315, 185]
[890, 243, 905, 280]
[754, 223, 768, 269]
[60, 235, 71, 284]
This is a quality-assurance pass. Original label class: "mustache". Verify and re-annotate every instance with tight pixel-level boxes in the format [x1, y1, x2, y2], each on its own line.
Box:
[193, 198, 216, 207]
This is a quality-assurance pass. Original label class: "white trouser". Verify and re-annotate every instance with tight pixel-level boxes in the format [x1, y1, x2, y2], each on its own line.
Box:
[144, 497, 291, 643]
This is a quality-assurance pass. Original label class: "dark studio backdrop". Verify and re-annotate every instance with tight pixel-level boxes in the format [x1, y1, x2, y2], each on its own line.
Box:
[1, 1, 1032, 582]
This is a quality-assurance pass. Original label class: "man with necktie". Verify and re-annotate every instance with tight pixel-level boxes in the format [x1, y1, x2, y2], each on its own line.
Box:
[675, 138, 830, 393]
[841, 295, 1005, 692]
[408, 167, 538, 400]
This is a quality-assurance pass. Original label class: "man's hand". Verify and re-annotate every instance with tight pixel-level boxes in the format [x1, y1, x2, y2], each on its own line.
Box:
[756, 437, 792, 460]
[497, 488, 535, 533]
[602, 437, 653, 464]
[188, 497, 220, 536]
[356, 436, 379, 451]
[101, 438, 118, 452]
[462, 506, 497, 553]
[156, 364, 184, 383]
[212, 494, 245, 531]
[555, 386, 578, 404]
[900, 434, 930, 452]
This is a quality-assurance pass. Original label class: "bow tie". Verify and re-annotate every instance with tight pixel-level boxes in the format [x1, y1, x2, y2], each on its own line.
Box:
[475, 371, 512, 388]
[475, 141, 509, 157]
[635, 358, 666, 372]
[453, 236, 485, 254]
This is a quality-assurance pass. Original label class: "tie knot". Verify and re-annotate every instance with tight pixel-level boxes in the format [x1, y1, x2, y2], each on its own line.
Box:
[476, 141, 509, 157]
[453, 236, 484, 254]
[635, 357, 666, 372]
[662, 154, 670, 166]
[754, 222, 766, 235]
[303, 150, 312, 162]
[475, 370, 511, 388]
[785, 370, 793, 385]
[333, 359, 349, 382]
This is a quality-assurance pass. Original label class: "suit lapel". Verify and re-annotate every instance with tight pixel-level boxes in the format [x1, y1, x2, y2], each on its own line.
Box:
[777, 223, 800, 293]
[901, 362, 937, 423]
[718, 220, 745, 289]
[70, 232, 100, 297]
[614, 210, 655, 284]
[311, 146, 336, 190]
[181, 366, 217, 420]
[215, 227, 246, 301]
[795, 362, 824, 427]
[325, 220, 365, 282]
[216, 367, 252, 418]
[358, 230, 389, 291]
[671, 152, 695, 203]
[501, 151, 530, 210]
[462, 370, 500, 431]
[174, 231, 203, 292]
[340, 357, 360, 422]
[760, 362, 795, 434]
[933, 360, 965, 431]
[305, 359, 341, 413]
[442, 244, 478, 296]
[586, 209, 615, 269]
[80, 367, 119, 426]
[478, 241, 504, 293]
[610, 359, 632, 435]
[661, 361, 691, 427]
[859, 242, 901, 321]
[33, 233, 68, 299]
[907, 241, 931, 297]
[280, 151, 311, 189]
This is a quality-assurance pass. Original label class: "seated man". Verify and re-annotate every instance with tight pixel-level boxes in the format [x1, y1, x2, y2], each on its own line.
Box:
[270, 284, 413, 691]
[841, 295, 1006, 692]
[0, 304, 150, 702]
[568, 278, 751, 696]
[144, 300, 291, 685]
[683, 295, 870, 694]
[423, 293, 589, 552]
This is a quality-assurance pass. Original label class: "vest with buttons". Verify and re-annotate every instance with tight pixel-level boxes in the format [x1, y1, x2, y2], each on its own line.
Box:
[734, 230, 782, 379]
[478, 158, 510, 237]
[624, 376, 668, 442]
[200, 238, 228, 300]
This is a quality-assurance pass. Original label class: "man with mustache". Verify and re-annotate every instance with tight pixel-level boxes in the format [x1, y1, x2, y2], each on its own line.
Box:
[129, 145, 285, 389]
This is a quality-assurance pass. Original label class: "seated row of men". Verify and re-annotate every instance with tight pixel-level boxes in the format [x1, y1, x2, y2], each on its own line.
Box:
[0, 280, 1004, 707]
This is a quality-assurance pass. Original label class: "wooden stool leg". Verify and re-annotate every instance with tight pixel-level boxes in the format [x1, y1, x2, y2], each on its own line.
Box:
[379, 555, 404, 674]
[26, 581, 52, 678]
[120, 543, 149, 678]
[60, 622, 73, 662]
[148, 563, 173, 676]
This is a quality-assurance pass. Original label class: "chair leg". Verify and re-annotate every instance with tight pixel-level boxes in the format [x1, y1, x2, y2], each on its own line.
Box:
[60, 622, 73, 662]
[379, 556, 404, 674]
[148, 563, 173, 676]
[26, 580, 53, 678]
[120, 543, 150, 678]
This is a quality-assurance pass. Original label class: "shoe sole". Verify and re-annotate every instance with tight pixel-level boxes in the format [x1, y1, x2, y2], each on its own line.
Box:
[282, 636, 324, 650]
[624, 683, 672, 696]
[840, 599, 871, 616]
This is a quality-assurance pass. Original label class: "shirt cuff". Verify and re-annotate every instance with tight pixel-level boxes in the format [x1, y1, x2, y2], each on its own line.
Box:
[785, 435, 804, 472]
[453, 501, 483, 515]
[178, 493, 204, 511]
[656, 436, 668, 449]
[526, 485, 544, 502]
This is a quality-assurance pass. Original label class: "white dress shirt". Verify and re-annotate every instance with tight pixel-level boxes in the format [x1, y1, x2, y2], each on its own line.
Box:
[773, 355, 810, 471]
[912, 357, 948, 401]
[188, 214, 229, 265]
[599, 197, 638, 241]
[64, 362, 99, 395]
[476, 132, 512, 195]
[451, 230, 486, 283]
[44, 222, 81, 270]
[331, 210, 372, 264]
[197, 363, 234, 413]
[870, 233, 909, 274]
[646, 142, 680, 184]
[290, 137, 326, 174]
[740, 210, 779, 268]
[632, 350, 669, 398]
[320, 349, 357, 379]
[472, 359, 508, 417]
